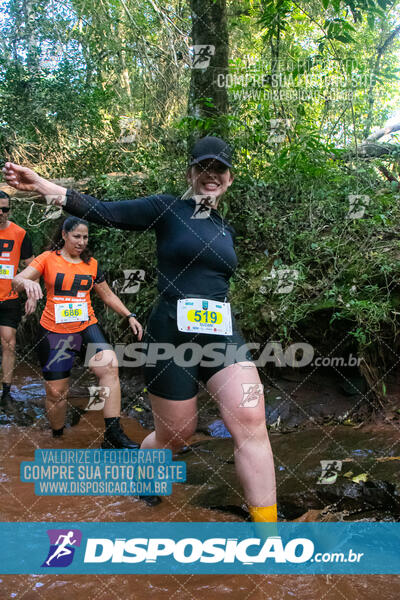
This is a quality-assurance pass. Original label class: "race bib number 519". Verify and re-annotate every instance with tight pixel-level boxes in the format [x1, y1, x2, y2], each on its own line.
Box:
[177, 298, 232, 335]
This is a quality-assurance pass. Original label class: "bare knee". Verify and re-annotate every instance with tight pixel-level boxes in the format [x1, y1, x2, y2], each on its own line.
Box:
[156, 420, 197, 450]
[149, 394, 198, 451]
[227, 411, 268, 444]
[92, 362, 119, 381]
[89, 351, 119, 381]
[1, 337, 16, 352]
[46, 383, 68, 404]
[47, 391, 67, 405]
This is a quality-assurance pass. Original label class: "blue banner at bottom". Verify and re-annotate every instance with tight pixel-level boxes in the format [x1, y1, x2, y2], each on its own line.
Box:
[2, 522, 399, 574]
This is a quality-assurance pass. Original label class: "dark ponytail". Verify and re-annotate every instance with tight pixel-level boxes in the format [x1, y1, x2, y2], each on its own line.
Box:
[46, 216, 92, 264]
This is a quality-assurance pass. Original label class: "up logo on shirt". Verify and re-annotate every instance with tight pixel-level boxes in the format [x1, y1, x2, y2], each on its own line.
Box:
[0, 239, 14, 255]
[54, 273, 93, 297]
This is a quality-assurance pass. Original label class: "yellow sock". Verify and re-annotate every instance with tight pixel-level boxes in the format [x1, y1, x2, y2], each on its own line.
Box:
[249, 504, 278, 523]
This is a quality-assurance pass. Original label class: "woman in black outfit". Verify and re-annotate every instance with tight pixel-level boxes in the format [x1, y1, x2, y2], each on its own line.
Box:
[3, 137, 277, 522]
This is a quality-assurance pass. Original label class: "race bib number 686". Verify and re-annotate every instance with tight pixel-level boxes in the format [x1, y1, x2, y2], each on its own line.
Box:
[54, 302, 89, 324]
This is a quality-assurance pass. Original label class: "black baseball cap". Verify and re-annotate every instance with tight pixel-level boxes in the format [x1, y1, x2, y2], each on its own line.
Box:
[189, 136, 232, 168]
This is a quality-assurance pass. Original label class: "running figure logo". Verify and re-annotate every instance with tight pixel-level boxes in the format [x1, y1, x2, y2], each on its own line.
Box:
[240, 383, 264, 408]
[191, 195, 218, 219]
[44, 333, 82, 373]
[317, 460, 342, 485]
[259, 268, 299, 295]
[347, 194, 370, 220]
[42, 529, 82, 567]
[46, 335, 75, 369]
[113, 269, 145, 294]
[267, 118, 291, 144]
[191, 45, 215, 69]
[85, 385, 110, 411]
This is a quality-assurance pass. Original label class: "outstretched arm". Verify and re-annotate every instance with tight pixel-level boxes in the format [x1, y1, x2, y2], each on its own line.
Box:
[64, 188, 173, 231]
[3, 161, 176, 231]
[3, 162, 67, 202]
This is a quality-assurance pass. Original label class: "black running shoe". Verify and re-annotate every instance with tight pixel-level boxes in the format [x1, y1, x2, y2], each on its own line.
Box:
[101, 421, 140, 449]
[0, 393, 23, 415]
[139, 495, 162, 506]
[0, 390, 11, 406]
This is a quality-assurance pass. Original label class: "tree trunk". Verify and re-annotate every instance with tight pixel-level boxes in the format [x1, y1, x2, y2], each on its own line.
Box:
[188, 0, 229, 138]
[363, 23, 400, 139]
[23, 0, 40, 74]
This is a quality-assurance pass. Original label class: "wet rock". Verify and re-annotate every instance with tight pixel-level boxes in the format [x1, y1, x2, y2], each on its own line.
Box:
[124, 392, 154, 429]
[292, 506, 393, 522]
[19, 383, 46, 401]
[206, 419, 231, 438]
[294, 509, 328, 522]
[264, 386, 366, 432]
[179, 428, 400, 520]
[292, 507, 353, 522]
[0, 380, 47, 426]
[339, 372, 368, 396]
[0, 400, 38, 427]
[0, 409, 13, 425]
[316, 479, 400, 513]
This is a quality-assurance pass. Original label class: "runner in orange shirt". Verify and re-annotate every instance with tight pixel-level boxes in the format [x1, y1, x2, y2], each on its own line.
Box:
[0, 190, 35, 406]
[12, 216, 143, 448]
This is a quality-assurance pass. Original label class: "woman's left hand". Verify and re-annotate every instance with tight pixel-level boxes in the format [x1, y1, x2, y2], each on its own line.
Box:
[24, 297, 37, 316]
[128, 316, 143, 340]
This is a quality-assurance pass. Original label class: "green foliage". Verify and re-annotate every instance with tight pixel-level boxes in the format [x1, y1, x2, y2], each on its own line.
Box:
[2, 0, 400, 378]
[225, 129, 400, 356]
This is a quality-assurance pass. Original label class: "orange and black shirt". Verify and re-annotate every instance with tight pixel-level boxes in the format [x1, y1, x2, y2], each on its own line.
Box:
[30, 251, 105, 333]
[0, 222, 33, 302]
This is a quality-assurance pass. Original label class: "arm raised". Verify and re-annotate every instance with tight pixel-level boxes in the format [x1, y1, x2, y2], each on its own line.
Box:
[3, 161, 176, 231]
[3, 162, 67, 205]
[65, 188, 175, 231]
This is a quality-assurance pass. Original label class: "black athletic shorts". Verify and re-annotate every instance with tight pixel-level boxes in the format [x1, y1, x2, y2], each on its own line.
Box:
[0, 298, 22, 329]
[37, 323, 113, 381]
[143, 297, 254, 401]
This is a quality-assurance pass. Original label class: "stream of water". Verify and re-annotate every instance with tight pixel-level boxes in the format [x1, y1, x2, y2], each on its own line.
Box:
[0, 365, 398, 599]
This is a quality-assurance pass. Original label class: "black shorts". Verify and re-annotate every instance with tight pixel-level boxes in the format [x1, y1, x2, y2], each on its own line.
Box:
[37, 323, 113, 381]
[143, 297, 253, 401]
[0, 298, 22, 329]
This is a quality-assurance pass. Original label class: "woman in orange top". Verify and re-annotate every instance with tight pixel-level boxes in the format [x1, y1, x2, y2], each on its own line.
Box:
[12, 216, 143, 448]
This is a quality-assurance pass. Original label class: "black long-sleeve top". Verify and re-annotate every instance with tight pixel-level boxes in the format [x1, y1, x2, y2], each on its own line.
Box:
[65, 189, 238, 301]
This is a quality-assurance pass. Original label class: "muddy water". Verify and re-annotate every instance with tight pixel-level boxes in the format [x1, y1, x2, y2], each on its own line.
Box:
[0, 366, 399, 599]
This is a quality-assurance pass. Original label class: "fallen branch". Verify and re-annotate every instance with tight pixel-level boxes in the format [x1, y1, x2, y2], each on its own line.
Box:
[366, 122, 400, 143]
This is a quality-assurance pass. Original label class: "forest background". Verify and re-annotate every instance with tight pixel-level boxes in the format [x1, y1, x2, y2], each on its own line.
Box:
[1, 0, 400, 400]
